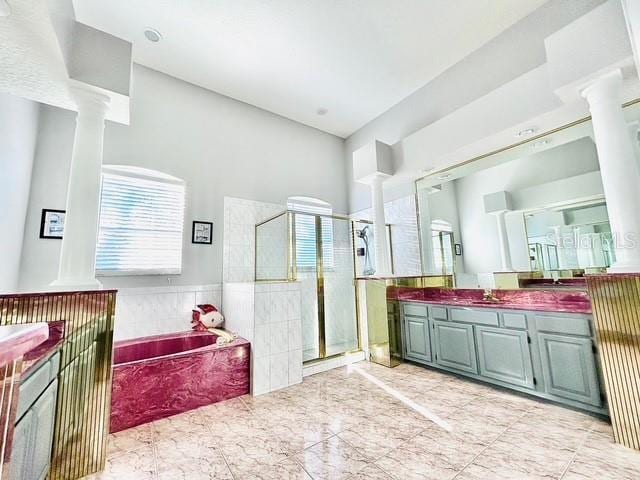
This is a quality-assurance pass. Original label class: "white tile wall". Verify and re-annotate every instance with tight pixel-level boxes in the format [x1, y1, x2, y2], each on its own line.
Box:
[353, 194, 422, 277]
[223, 281, 302, 396]
[223, 197, 285, 283]
[114, 284, 222, 341]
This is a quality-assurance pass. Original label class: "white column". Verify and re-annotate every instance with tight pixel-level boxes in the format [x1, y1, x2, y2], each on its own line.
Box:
[494, 211, 513, 272]
[371, 175, 391, 276]
[51, 88, 110, 289]
[417, 189, 437, 274]
[582, 70, 640, 273]
[552, 226, 568, 269]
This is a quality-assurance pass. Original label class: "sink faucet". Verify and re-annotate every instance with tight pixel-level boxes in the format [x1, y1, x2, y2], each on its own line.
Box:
[482, 289, 499, 303]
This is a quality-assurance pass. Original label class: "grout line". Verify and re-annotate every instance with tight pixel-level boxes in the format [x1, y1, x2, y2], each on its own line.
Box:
[451, 407, 531, 479]
[558, 424, 593, 479]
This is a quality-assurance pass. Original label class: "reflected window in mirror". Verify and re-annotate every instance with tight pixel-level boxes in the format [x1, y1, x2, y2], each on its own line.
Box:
[431, 220, 454, 275]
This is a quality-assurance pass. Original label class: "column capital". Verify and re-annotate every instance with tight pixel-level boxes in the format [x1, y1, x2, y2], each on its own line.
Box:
[69, 86, 111, 118]
[580, 69, 623, 105]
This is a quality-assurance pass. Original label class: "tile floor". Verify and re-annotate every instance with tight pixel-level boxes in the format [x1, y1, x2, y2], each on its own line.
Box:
[84, 361, 640, 480]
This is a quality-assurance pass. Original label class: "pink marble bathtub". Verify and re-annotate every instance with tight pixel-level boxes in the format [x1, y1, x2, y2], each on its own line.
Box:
[110, 331, 250, 433]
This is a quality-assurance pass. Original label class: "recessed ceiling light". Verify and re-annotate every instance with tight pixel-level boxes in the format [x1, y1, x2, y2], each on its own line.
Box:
[144, 28, 162, 43]
[437, 173, 452, 180]
[316, 108, 328, 116]
[0, 0, 11, 17]
[516, 127, 536, 138]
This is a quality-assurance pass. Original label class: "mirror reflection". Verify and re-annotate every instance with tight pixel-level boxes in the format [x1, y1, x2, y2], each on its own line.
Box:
[416, 102, 640, 289]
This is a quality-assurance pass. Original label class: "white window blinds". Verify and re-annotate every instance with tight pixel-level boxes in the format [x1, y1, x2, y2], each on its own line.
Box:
[287, 198, 334, 269]
[96, 167, 186, 275]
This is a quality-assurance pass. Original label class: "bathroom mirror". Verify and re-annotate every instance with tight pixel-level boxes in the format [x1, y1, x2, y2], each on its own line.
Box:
[416, 100, 640, 289]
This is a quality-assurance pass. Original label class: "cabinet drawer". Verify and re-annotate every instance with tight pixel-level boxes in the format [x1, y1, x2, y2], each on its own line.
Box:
[430, 307, 448, 320]
[450, 308, 499, 326]
[535, 315, 591, 337]
[403, 303, 427, 318]
[503, 313, 527, 330]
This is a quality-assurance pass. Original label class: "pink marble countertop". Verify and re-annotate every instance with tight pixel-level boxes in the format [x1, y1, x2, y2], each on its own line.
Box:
[390, 287, 592, 314]
[0, 323, 49, 368]
[21, 321, 65, 379]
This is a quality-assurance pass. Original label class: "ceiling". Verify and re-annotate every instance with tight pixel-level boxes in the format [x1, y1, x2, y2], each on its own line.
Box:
[72, 0, 549, 137]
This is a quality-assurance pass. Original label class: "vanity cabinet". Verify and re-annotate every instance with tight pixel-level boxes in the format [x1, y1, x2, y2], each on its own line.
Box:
[475, 326, 534, 388]
[403, 315, 431, 363]
[400, 302, 605, 414]
[10, 353, 59, 480]
[432, 320, 477, 374]
[537, 333, 601, 406]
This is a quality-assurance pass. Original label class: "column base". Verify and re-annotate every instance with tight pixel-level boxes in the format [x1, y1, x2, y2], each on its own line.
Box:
[50, 277, 103, 291]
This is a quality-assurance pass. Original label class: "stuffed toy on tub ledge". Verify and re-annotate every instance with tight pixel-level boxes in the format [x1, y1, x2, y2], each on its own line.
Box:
[191, 304, 237, 345]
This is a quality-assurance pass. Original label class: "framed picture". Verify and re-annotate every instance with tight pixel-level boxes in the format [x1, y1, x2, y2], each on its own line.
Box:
[454, 243, 463, 256]
[192, 221, 213, 244]
[40, 209, 66, 239]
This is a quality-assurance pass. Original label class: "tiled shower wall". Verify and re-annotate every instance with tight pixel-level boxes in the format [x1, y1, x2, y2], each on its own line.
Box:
[114, 284, 222, 341]
[354, 194, 422, 276]
[223, 281, 302, 395]
[223, 196, 285, 282]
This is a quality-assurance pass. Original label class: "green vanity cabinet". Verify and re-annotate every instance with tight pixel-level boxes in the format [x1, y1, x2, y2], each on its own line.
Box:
[475, 326, 534, 388]
[432, 320, 478, 374]
[400, 302, 605, 415]
[537, 333, 601, 407]
[10, 353, 59, 480]
[404, 315, 431, 363]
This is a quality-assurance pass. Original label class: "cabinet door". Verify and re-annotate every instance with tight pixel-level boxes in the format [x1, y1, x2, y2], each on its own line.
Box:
[538, 333, 601, 406]
[476, 326, 534, 388]
[9, 409, 34, 480]
[432, 320, 477, 374]
[404, 316, 431, 363]
[31, 380, 58, 480]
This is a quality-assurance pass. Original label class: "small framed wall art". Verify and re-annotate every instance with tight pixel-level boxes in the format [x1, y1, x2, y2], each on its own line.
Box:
[192, 221, 213, 244]
[454, 243, 463, 256]
[40, 209, 66, 239]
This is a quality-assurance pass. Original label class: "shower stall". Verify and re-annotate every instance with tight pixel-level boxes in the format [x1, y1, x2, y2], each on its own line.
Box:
[255, 210, 363, 362]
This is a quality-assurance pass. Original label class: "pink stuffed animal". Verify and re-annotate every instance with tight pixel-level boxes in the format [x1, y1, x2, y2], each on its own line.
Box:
[191, 304, 224, 331]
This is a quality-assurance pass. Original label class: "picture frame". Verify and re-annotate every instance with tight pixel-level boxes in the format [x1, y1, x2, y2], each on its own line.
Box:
[192, 221, 213, 244]
[39, 209, 66, 239]
[454, 243, 463, 256]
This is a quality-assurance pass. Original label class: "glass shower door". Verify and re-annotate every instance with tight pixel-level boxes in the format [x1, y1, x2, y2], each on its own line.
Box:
[322, 216, 358, 357]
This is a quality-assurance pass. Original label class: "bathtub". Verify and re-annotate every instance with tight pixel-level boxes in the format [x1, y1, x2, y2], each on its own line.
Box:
[110, 331, 250, 433]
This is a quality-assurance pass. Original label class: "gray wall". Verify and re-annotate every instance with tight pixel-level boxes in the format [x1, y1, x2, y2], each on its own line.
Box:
[343, 0, 606, 213]
[0, 94, 39, 293]
[19, 64, 346, 291]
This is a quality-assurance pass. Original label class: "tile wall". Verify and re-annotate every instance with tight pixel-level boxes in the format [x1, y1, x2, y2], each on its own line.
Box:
[354, 194, 422, 277]
[223, 281, 302, 395]
[223, 196, 285, 282]
[114, 284, 222, 341]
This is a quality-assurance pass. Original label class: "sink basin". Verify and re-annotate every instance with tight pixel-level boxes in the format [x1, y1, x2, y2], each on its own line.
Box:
[470, 300, 502, 305]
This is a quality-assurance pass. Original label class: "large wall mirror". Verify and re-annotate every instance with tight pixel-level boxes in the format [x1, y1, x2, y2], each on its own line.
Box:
[416, 100, 640, 289]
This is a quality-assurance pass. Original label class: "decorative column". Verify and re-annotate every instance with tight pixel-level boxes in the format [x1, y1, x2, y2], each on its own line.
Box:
[417, 188, 437, 274]
[51, 88, 110, 289]
[483, 191, 514, 272]
[581, 69, 640, 273]
[493, 211, 513, 272]
[353, 140, 394, 277]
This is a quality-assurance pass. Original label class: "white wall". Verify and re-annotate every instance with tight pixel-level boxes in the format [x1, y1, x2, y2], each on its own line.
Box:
[343, 0, 606, 213]
[0, 94, 40, 293]
[18, 64, 346, 291]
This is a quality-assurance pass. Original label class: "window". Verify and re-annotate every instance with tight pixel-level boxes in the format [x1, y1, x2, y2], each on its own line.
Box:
[96, 166, 186, 275]
[287, 197, 334, 269]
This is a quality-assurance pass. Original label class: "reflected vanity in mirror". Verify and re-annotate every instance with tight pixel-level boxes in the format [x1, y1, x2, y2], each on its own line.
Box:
[416, 101, 640, 290]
